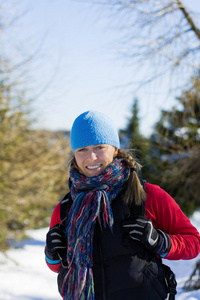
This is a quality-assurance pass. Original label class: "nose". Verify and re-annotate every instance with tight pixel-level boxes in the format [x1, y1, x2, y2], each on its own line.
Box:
[87, 149, 97, 160]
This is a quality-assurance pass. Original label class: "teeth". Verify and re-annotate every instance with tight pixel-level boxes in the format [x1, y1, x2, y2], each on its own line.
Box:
[87, 165, 100, 169]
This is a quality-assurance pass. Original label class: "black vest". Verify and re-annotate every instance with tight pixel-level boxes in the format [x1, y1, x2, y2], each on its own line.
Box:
[57, 188, 170, 300]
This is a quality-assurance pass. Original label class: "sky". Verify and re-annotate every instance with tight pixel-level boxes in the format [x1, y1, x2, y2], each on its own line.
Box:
[2, 0, 200, 137]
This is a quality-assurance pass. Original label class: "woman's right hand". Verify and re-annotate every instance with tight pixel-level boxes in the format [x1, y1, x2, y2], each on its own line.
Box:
[46, 225, 67, 259]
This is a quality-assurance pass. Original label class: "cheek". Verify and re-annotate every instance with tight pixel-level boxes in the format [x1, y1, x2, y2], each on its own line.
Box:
[104, 152, 115, 164]
[74, 158, 85, 175]
[74, 155, 82, 169]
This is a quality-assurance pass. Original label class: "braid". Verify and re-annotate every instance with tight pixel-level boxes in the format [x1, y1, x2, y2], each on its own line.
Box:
[117, 149, 146, 205]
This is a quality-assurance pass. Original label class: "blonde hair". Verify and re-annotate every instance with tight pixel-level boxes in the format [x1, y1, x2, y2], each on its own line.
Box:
[116, 149, 146, 205]
[67, 148, 146, 206]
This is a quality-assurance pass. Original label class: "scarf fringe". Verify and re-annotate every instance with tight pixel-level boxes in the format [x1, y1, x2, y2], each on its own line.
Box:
[62, 265, 94, 300]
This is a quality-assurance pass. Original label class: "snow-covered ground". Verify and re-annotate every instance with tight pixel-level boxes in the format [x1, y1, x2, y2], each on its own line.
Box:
[0, 212, 199, 300]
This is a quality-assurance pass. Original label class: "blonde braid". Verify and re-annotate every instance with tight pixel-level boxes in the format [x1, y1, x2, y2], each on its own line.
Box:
[117, 149, 146, 205]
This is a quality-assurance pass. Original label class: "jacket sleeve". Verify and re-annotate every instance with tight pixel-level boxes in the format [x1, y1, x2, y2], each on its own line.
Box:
[45, 202, 62, 273]
[145, 183, 200, 260]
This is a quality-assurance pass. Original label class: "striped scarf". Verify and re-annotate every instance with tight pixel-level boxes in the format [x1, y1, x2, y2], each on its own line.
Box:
[62, 158, 130, 300]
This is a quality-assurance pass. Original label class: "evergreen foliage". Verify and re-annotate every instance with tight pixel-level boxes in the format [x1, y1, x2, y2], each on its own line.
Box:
[148, 73, 200, 216]
[0, 75, 70, 249]
[0, 4, 71, 250]
[119, 98, 149, 163]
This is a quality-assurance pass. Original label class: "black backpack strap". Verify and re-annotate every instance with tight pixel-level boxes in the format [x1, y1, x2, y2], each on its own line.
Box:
[59, 192, 73, 229]
[129, 176, 146, 218]
[162, 264, 177, 300]
[57, 193, 73, 268]
[129, 200, 145, 217]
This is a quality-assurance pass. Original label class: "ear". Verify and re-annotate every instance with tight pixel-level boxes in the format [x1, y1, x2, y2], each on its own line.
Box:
[113, 147, 118, 157]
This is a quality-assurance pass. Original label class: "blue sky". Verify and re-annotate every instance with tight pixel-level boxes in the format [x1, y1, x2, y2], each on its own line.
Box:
[3, 0, 200, 137]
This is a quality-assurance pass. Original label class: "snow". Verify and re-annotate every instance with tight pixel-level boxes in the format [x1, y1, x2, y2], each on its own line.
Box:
[0, 213, 200, 300]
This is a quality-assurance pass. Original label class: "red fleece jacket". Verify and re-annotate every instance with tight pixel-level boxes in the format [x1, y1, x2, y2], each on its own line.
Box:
[45, 183, 200, 273]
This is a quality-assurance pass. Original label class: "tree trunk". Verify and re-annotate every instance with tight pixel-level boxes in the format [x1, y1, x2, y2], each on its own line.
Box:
[183, 260, 200, 290]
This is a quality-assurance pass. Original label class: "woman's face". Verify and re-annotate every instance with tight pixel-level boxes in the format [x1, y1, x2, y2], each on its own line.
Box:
[74, 144, 118, 177]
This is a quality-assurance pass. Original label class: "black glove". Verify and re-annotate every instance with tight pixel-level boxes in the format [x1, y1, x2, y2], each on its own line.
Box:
[123, 216, 171, 255]
[46, 225, 67, 260]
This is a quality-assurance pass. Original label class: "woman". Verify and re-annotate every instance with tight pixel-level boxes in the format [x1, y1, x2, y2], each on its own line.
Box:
[45, 110, 200, 300]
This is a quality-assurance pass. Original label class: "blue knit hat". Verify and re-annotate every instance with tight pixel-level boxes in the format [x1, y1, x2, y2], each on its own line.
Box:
[70, 111, 120, 152]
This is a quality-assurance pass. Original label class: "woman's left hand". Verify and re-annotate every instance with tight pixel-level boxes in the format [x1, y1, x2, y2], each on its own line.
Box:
[123, 216, 171, 255]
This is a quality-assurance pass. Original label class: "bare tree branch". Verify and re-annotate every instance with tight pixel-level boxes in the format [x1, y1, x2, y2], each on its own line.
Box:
[176, 0, 200, 40]
[97, 0, 200, 92]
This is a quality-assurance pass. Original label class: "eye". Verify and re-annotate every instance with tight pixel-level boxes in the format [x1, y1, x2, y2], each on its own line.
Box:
[77, 147, 87, 152]
[96, 145, 104, 150]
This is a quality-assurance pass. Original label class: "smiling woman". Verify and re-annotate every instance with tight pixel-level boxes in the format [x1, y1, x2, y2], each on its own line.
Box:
[75, 144, 118, 177]
[45, 110, 200, 300]
[70, 110, 119, 177]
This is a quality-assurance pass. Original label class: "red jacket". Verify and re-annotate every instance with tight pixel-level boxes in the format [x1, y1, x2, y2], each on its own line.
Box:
[45, 183, 200, 273]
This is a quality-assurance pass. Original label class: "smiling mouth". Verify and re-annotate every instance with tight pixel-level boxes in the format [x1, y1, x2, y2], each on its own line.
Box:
[86, 165, 101, 170]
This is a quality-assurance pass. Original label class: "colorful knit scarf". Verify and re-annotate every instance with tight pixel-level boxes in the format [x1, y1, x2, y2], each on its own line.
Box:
[62, 158, 130, 300]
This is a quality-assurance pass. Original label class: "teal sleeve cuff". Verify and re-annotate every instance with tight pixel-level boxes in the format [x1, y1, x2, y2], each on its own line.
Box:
[45, 255, 61, 265]
[160, 252, 168, 258]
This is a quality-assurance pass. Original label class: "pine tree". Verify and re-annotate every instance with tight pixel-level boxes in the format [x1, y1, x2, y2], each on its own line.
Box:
[149, 73, 200, 215]
[0, 72, 70, 249]
[119, 98, 150, 174]
[0, 6, 71, 249]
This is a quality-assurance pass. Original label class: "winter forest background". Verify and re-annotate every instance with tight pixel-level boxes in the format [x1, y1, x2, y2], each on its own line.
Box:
[0, 0, 200, 299]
